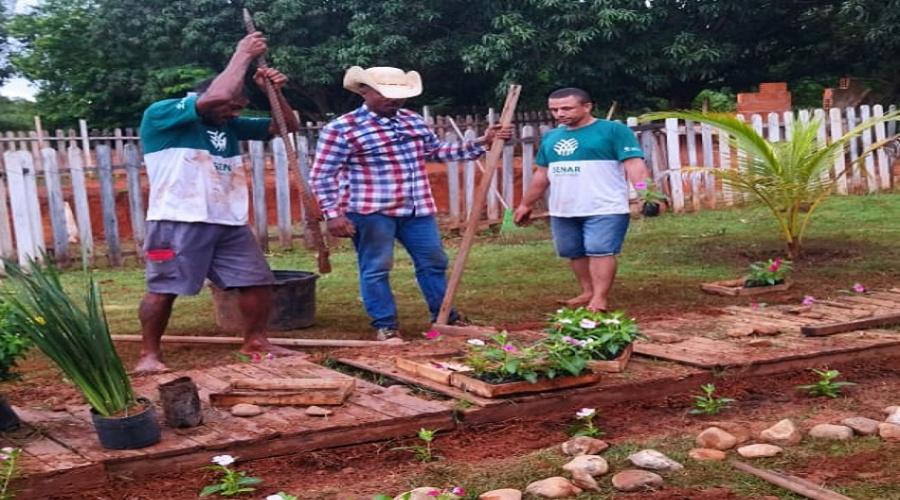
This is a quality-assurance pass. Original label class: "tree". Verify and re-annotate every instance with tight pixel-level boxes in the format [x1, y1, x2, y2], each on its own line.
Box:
[642, 110, 900, 258]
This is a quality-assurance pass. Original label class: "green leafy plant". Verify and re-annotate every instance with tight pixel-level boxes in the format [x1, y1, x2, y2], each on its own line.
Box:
[0, 300, 32, 381]
[545, 308, 644, 361]
[795, 369, 856, 398]
[199, 454, 262, 497]
[0, 447, 21, 500]
[744, 257, 792, 287]
[391, 428, 439, 462]
[568, 407, 604, 437]
[690, 384, 736, 415]
[640, 109, 900, 258]
[0, 258, 135, 416]
[463, 331, 589, 384]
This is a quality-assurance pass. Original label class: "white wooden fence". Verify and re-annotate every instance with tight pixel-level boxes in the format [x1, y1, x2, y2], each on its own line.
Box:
[0, 106, 897, 269]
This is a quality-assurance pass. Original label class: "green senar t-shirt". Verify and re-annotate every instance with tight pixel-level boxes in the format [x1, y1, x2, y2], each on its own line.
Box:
[139, 95, 271, 225]
[536, 120, 643, 216]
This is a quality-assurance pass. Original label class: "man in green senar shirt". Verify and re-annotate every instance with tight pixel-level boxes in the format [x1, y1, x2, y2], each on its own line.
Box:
[135, 32, 301, 372]
[514, 87, 651, 313]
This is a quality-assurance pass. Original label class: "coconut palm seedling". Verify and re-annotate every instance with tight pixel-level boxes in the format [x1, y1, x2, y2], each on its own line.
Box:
[796, 369, 856, 398]
[640, 109, 900, 259]
[690, 384, 736, 415]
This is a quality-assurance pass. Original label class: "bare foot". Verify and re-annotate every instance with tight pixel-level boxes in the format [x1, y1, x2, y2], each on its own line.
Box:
[556, 294, 592, 307]
[133, 355, 169, 374]
[240, 341, 307, 358]
[586, 302, 608, 313]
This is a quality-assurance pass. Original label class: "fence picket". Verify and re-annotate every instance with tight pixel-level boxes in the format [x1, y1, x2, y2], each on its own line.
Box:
[829, 108, 849, 195]
[96, 145, 122, 266]
[0, 165, 13, 259]
[873, 105, 890, 190]
[68, 146, 94, 264]
[249, 140, 268, 251]
[5, 151, 43, 264]
[664, 118, 685, 212]
[272, 137, 292, 248]
[124, 144, 146, 257]
[42, 147, 70, 267]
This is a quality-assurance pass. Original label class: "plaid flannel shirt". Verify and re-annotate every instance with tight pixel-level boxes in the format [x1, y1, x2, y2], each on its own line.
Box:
[311, 105, 486, 219]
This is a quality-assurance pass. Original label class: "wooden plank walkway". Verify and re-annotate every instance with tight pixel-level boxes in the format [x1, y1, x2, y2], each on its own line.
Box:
[2, 357, 454, 499]
[4, 288, 900, 498]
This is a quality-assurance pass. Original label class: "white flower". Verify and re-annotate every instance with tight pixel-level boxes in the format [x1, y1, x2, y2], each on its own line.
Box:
[579, 318, 597, 329]
[211, 454, 235, 466]
[266, 495, 286, 500]
[576, 408, 596, 418]
[467, 338, 486, 346]
[559, 318, 573, 324]
[557, 308, 565, 314]
[602, 318, 621, 325]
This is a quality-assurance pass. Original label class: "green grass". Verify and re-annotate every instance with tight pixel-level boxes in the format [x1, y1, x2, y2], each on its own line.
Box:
[30, 192, 900, 340]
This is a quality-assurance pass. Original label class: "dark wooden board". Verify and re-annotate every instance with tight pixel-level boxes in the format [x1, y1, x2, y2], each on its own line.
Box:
[801, 312, 900, 336]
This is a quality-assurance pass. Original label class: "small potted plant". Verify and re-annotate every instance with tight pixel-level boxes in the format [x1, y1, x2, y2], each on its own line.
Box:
[1, 258, 160, 449]
[635, 179, 668, 217]
[700, 258, 793, 296]
[545, 308, 644, 372]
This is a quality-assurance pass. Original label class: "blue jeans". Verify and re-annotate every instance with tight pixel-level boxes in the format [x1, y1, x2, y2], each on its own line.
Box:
[347, 213, 459, 329]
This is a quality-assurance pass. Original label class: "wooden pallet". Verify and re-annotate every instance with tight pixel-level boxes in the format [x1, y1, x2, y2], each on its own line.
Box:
[8, 357, 455, 499]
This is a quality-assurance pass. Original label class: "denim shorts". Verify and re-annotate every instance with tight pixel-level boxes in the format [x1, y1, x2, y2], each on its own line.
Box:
[550, 214, 631, 259]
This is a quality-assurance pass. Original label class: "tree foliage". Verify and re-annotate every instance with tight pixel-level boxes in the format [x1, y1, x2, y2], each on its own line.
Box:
[4, 0, 899, 128]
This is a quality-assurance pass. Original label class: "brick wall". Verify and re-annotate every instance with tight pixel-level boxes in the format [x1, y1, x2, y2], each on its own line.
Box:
[736, 82, 792, 115]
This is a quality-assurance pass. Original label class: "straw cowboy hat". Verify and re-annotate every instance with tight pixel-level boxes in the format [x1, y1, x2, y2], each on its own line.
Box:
[343, 66, 423, 99]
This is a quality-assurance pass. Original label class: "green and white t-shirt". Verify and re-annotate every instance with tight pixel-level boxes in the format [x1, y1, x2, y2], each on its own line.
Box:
[140, 95, 271, 225]
[536, 120, 643, 217]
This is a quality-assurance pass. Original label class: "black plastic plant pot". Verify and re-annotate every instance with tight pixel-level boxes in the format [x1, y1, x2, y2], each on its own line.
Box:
[0, 397, 20, 432]
[90, 397, 161, 450]
[640, 202, 661, 217]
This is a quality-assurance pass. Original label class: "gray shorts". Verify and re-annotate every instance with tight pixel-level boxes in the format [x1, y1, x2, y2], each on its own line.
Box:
[143, 221, 273, 295]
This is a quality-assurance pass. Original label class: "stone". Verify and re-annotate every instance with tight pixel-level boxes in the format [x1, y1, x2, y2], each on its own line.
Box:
[560, 436, 609, 456]
[688, 448, 727, 461]
[611, 470, 665, 492]
[562, 455, 609, 477]
[524, 477, 582, 498]
[747, 339, 773, 348]
[479, 489, 522, 500]
[878, 423, 900, 442]
[305, 406, 333, 417]
[752, 325, 781, 336]
[696, 427, 738, 450]
[627, 449, 684, 472]
[726, 327, 755, 338]
[230, 403, 262, 417]
[737, 444, 783, 458]
[646, 332, 683, 344]
[760, 419, 802, 445]
[882, 405, 900, 416]
[707, 421, 752, 443]
[885, 412, 900, 426]
[808, 424, 854, 440]
[841, 417, 880, 436]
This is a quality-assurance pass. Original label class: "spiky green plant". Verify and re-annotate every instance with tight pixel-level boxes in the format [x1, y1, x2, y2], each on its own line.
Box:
[640, 110, 900, 258]
[1, 258, 136, 416]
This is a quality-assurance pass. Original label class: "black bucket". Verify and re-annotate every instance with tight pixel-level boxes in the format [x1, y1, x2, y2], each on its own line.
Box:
[0, 397, 20, 432]
[210, 270, 319, 331]
[90, 397, 162, 450]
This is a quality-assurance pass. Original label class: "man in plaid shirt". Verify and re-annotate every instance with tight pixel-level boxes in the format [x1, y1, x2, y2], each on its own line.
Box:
[311, 66, 510, 341]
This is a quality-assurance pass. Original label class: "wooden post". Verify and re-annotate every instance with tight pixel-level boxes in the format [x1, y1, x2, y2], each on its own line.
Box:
[435, 85, 521, 325]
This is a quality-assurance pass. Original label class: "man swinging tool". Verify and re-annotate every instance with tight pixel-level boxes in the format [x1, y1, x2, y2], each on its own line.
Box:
[135, 32, 303, 373]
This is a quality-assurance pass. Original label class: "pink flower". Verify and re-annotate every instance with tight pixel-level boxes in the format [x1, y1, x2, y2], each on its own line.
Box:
[423, 330, 442, 339]
[450, 487, 466, 496]
[750, 302, 760, 308]
[251, 353, 262, 362]
[562, 336, 581, 346]
[502, 344, 517, 352]
[427, 490, 441, 497]
[265, 352, 274, 360]
[801, 296, 815, 306]
[853, 283, 866, 293]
